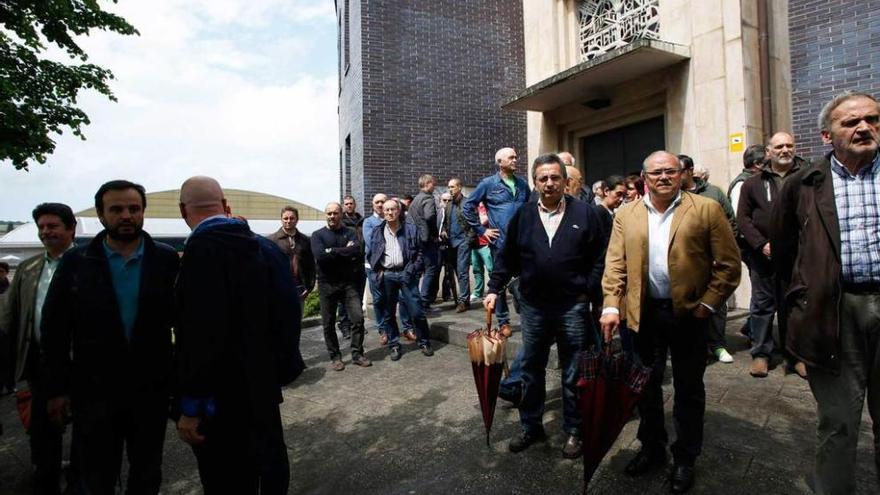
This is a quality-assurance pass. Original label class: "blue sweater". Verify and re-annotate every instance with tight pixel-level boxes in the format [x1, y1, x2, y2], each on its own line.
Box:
[488, 196, 607, 305]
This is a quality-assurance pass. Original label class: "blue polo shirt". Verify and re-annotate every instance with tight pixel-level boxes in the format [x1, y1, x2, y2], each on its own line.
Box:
[103, 237, 144, 341]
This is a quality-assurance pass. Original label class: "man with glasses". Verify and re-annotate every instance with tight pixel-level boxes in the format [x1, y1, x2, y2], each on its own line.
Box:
[485, 153, 606, 459]
[601, 151, 740, 493]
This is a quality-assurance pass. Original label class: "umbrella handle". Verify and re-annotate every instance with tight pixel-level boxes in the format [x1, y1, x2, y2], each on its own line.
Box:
[486, 307, 493, 332]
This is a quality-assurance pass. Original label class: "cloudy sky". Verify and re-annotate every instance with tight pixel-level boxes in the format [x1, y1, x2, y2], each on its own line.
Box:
[1, 0, 338, 221]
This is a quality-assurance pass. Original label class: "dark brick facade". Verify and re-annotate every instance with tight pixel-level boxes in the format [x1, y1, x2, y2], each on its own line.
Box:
[789, 0, 880, 159]
[337, 0, 527, 212]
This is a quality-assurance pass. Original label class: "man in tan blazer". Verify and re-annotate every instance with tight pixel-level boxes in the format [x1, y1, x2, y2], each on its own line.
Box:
[600, 151, 740, 494]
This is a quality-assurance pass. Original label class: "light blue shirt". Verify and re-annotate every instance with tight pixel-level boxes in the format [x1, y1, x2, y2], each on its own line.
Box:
[33, 253, 63, 343]
[103, 238, 145, 341]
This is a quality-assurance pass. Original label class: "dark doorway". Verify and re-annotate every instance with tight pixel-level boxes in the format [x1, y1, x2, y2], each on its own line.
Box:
[581, 116, 665, 185]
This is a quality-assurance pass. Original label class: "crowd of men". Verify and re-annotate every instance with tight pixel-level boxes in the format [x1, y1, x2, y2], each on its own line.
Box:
[0, 90, 878, 494]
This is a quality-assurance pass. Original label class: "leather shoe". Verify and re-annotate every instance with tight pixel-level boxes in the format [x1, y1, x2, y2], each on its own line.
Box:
[749, 357, 769, 378]
[403, 331, 417, 342]
[498, 387, 521, 406]
[456, 302, 469, 313]
[669, 464, 695, 493]
[625, 448, 667, 476]
[329, 359, 345, 372]
[389, 346, 402, 361]
[352, 355, 372, 367]
[562, 434, 582, 459]
[508, 429, 547, 453]
[499, 323, 512, 337]
[419, 344, 434, 357]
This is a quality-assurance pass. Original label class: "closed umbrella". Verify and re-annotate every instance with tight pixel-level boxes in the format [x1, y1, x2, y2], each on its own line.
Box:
[577, 341, 652, 492]
[467, 309, 506, 446]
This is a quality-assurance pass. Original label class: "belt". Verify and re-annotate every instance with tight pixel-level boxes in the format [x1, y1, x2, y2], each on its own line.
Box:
[646, 298, 673, 309]
[383, 266, 405, 272]
[842, 281, 880, 294]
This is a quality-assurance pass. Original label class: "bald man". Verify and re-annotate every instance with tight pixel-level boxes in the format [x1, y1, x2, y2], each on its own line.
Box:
[737, 132, 808, 378]
[561, 154, 594, 204]
[175, 176, 303, 494]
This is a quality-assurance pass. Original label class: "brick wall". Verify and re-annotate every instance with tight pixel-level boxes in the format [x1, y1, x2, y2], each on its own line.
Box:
[339, 0, 527, 210]
[789, 0, 880, 159]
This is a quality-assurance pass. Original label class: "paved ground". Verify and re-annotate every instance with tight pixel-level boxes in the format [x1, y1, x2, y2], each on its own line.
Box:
[1, 301, 877, 494]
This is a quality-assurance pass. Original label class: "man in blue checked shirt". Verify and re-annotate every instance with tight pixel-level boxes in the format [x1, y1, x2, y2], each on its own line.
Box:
[772, 91, 880, 495]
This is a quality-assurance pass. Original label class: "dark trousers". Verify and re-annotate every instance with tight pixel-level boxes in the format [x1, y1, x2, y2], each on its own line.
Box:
[807, 291, 880, 495]
[440, 246, 458, 302]
[72, 396, 167, 494]
[381, 270, 431, 347]
[29, 379, 63, 495]
[419, 240, 440, 310]
[518, 299, 594, 435]
[318, 280, 365, 360]
[336, 270, 366, 333]
[193, 405, 288, 495]
[706, 301, 728, 351]
[635, 300, 708, 466]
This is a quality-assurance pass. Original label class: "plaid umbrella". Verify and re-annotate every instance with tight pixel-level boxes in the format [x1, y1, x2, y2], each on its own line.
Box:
[577, 340, 652, 492]
[467, 309, 507, 446]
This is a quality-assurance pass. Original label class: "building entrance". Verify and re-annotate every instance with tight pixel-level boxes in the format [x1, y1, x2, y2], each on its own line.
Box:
[581, 116, 665, 185]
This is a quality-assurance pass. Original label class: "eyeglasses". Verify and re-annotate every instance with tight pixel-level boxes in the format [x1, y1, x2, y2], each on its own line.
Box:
[644, 168, 682, 178]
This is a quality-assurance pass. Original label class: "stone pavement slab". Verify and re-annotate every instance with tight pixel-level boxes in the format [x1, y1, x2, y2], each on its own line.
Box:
[1, 304, 877, 494]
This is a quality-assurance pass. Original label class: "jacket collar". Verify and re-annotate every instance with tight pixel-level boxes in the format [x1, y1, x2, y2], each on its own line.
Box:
[803, 153, 841, 260]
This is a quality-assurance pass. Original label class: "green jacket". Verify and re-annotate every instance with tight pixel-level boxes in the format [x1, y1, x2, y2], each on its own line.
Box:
[693, 179, 738, 236]
[0, 253, 46, 384]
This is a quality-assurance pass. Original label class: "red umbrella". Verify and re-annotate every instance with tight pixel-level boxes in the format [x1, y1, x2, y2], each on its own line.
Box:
[577, 341, 652, 492]
[467, 309, 506, 446]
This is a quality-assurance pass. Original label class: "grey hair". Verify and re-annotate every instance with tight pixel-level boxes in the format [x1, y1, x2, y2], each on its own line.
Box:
[418, 174, 435, 188]
[818, 90, 878, 132]
[495, 147, 515, 163]
[693, 164, 709, 180]
[642, 150, 680, 171]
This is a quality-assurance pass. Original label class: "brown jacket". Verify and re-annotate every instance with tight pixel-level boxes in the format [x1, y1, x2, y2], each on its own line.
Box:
[771, 154, 845, 373]
[0, 253, 46, 383]
[602, 192, 741, 331]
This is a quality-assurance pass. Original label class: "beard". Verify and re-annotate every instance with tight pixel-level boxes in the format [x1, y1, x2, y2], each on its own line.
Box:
[106, 222, 142, 242]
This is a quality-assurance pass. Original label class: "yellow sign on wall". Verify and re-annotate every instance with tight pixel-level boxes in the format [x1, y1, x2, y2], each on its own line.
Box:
[729, 133, 744, 153]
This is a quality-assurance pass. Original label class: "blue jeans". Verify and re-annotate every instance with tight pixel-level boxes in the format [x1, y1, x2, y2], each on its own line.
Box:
[366, 268, 388, 335]
[383, 270, 431, 347]
[452, 242, 471, 304]
[419, 240, 441, 310]
[470, 246, 492, 298]
[518, 299, 596, 436]
[489, 246, 509, 325]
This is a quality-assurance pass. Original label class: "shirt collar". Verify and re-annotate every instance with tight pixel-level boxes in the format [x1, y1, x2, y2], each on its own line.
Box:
[643, 191, 682, 215]
[44, 243, 75, 263]
[830, 152, 880, 179]
[537, 195, 566, 214]
[103, 236, 145, 262]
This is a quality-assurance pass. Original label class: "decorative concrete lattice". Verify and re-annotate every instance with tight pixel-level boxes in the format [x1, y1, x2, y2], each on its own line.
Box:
[578, 0, 660, 60]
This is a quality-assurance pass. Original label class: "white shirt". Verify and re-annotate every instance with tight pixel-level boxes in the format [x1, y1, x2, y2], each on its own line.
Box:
[382, 223, 405, 269]
[644, 192, 682, 299]
[33, 253, 63, 343]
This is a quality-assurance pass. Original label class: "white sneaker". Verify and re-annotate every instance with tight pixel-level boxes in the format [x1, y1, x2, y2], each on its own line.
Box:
[469, 294, 482, 303]
[715, 348, 734, 363]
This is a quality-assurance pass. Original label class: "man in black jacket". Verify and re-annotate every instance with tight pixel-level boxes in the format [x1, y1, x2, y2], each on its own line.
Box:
[407, 174, 441, 312]
[311, 202, 371, 370]
[42, 180, 179, 494]
[484, 154, 606, 459]
[737, 131, 805, 378]
[175, 176, 303, 494]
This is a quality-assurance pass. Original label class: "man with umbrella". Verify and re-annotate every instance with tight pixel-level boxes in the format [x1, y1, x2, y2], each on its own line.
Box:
[484, 153, 606, 458]
[600, 151, 740, 493]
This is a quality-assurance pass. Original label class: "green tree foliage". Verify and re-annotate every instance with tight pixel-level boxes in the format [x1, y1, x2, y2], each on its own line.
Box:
[0, 1, 137, 169]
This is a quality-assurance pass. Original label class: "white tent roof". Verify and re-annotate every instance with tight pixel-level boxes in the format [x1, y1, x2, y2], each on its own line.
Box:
[0, 217, 325, 248]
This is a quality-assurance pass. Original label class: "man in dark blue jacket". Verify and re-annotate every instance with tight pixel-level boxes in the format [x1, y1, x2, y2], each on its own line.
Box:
[42, 180, 179, 494]
[484, 154, 606, 459]
[175, 176, 303, 494]
[463, 147, 530, 334]
[368, 199, 433, 361]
